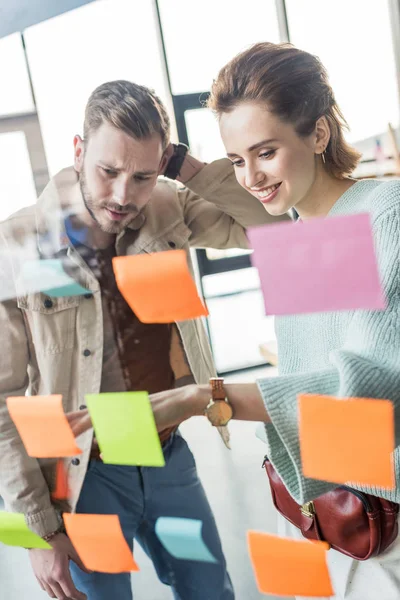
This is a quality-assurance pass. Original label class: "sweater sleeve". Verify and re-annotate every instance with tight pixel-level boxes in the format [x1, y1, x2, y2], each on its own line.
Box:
[257, 204, 400, 504]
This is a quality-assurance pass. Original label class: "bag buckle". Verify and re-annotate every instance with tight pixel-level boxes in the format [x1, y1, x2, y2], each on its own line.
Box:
[300, 501, 315, 518]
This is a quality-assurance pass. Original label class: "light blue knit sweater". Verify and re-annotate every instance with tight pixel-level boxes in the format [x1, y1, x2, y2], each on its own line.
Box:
[257, 179, 400, 504]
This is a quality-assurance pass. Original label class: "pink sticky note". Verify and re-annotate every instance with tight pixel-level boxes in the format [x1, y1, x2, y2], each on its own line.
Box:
[247, 213, 385, 316]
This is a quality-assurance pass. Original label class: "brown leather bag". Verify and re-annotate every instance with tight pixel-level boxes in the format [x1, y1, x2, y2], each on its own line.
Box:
[263, 456, 399, 560]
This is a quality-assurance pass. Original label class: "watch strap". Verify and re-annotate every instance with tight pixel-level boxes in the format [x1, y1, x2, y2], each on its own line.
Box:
[164, 143, 189, 180]
[210, 377, 226, 401]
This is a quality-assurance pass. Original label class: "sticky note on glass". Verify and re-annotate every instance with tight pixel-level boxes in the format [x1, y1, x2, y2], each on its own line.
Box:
[0, 512, 51, 549]
[155, 517, 217, 563]
[299, 394, 395, 489]
[63, 514, 139, 573]
[248, 531, 333, 597]
[17, 258, 89, 297]
[7, 395, 82, 458]
[52, 460, 70, 500]
[85, 392, 165, 467]
[113, 251, 208, 323]
[247, 213, 385, 316]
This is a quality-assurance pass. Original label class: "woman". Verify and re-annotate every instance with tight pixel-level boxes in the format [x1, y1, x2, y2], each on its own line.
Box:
[70, 43, 400, 599]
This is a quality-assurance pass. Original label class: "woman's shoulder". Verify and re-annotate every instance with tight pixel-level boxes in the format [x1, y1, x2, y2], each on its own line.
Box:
[358, 178, 400, 222]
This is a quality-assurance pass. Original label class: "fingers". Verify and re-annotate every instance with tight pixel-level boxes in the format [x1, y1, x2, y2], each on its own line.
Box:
[39, 579, 57, 598]
[66, 410, 92, 437]
[57, 569, 87, 600]
[67, 544, 92, 575]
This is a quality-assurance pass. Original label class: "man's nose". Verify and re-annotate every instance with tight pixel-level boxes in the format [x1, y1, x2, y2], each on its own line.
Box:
[112, 179, 130, 206]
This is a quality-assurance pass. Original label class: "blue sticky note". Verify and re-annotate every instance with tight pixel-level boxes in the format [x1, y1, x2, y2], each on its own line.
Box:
[18, 259, 89, 297]
[155, 517, 217, 563]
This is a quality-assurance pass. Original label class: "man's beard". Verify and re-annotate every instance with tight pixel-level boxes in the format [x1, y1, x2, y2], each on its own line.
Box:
[78, 167, 139, 235]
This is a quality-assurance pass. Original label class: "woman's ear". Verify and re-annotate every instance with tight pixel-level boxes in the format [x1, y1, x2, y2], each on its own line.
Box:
[314, 116, 330, 155]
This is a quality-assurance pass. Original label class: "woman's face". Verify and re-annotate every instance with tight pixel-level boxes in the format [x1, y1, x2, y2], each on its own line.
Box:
[219, 102, 321, 216]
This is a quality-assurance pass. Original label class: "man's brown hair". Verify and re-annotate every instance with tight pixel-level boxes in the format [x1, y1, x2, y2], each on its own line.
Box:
[84, 80, 170, 149]
[208, 42, 361, 178]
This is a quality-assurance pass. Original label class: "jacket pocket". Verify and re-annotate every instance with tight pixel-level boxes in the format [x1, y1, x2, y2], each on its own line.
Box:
[17, 293, 80, 355]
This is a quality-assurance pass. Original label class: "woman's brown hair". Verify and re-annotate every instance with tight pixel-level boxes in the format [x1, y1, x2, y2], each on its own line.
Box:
[207, 42, 361, 178]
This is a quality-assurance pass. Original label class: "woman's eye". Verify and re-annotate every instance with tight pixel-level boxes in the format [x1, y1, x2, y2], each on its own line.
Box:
[260, 150, 276, 159]
[231, 159, 244, 167]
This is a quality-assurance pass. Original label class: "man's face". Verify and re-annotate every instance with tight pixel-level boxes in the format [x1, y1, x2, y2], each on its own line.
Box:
[74, 122, 165, 234]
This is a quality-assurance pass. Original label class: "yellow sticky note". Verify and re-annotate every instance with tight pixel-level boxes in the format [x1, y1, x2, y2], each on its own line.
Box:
[85, 392, 165, 466]
[0, 512, 51, 549]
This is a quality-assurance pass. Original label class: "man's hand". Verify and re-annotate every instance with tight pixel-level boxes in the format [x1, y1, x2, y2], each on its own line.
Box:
[66, 410, 92, 437]
[29, 532, 91, 599]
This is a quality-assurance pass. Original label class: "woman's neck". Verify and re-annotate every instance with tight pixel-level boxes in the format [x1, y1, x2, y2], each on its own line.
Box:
[295, 170, 356, 221]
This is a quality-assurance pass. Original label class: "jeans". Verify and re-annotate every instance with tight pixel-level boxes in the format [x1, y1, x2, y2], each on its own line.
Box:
[70, 432, 234, 599]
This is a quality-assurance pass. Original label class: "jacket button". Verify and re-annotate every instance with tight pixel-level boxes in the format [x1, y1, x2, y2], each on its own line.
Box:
[83, 349, 91, 357]
[168, 241, 176, 248]
[84, 293, 93, 299]
[43, 299, 53, 309]
[79, 404, 87, 410]
[71, 458, 80, 466]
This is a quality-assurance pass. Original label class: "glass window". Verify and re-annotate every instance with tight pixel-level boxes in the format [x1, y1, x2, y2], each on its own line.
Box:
[0, 34, 35, 117]
[285, 0, 399, 144]
[158, 0, 281, 95]
[24, 0, 171, 176]
[185, 108, 226, 162]
[0, 131, 37, 221]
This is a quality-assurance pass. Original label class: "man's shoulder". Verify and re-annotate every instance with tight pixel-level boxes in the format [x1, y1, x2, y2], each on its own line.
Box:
[0, 204, 38, 245]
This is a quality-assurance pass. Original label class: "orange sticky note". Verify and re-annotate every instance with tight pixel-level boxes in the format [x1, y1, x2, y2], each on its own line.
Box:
[52, 460, 70, 500]
[7, 395, 81, 458]
[63, 514, 139, 573]
[248, 531, 333, 597]
[299, 394, 395, 489]
[113, 250, 208, 323]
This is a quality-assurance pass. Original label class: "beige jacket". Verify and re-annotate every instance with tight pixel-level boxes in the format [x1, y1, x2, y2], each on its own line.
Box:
[0, 159, 288, 536]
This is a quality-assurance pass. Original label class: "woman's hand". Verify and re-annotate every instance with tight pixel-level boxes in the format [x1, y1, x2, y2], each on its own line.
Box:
[66, 409, 92, 437]
[150, 384, 210, 431]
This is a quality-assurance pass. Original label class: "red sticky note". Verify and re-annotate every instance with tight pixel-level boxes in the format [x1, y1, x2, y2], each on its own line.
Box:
[7, 395, 81, 458]
[63, 514, 139, 573]
[299, 394, 395, 489]
[113, 250, 208, 323]
[52, 460, 70, 500]
[248, 531, 333, 597]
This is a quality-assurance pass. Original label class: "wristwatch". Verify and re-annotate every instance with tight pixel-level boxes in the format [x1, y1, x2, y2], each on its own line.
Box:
[205, 377, 233, 427]
[164, 143, 189, 180]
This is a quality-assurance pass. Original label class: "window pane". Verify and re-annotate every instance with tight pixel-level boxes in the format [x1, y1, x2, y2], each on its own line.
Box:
[285, 0, 399, 144]
[185, 108, 226, 162]
[0, 34, 35, 117]
[24, 0, 171, 176]
[0, 131, 37, 220]
[158, 0, 280, 94]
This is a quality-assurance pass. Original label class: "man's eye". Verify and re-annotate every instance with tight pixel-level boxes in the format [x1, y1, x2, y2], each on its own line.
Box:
[135, 175, 151, 182]
[102, 167, 117, 176]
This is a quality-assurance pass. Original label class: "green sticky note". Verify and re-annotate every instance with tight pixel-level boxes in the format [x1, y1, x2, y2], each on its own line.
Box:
[85, 392, 165, 467]
[0, 512, 51, 549]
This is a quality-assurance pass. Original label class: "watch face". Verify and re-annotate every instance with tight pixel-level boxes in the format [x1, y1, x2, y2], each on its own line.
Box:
[207, 401, 233, 427]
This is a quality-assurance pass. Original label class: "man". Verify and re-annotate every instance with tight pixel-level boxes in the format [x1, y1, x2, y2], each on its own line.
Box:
[0, 80, 287, 600]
